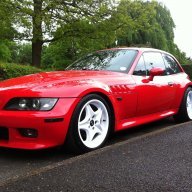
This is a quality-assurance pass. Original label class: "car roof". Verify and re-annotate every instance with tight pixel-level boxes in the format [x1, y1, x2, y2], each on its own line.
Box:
[97, 47, 177, 62]
[106, 47, 171, 55]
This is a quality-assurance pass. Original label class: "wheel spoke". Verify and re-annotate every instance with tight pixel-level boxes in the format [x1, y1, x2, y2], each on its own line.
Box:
[85, 128, 101, 142]
[85, 104, 95, 119]
[94, 107, 103, 123]
[78, 120, 90, 132]
[95, 123, 104, 133]
[85, 129, 94, 142]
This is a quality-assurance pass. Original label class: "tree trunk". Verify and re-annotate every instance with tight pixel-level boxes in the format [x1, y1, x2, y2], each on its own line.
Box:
[32, 40, 43, 67]
[32, 0, 43, 67]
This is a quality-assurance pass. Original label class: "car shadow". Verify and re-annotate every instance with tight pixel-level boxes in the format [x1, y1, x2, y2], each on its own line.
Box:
[0, 146, 73, 162]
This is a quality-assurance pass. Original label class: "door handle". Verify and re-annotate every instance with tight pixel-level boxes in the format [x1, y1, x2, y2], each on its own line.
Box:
[168, 82, 174, 86]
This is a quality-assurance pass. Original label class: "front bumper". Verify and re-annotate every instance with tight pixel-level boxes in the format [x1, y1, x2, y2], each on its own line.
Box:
[0, 98, 79, 150]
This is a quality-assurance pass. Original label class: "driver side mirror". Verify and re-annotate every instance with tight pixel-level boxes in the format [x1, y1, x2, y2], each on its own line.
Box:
[142, 67, 165, 83]
[148, 67, 165, 81]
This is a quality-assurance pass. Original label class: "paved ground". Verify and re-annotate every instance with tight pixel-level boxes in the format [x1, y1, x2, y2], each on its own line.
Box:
[0, 119, 192, 191]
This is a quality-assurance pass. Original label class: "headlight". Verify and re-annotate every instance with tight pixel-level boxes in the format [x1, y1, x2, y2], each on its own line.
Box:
[4, 98, 58, 111]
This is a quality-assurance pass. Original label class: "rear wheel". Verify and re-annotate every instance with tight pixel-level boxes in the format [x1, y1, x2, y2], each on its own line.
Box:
[65, 94, 112, 153]
[174, 87, 192, 123]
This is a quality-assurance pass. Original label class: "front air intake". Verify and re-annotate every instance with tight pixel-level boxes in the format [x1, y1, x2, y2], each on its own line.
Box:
[0, 127, 9, 140]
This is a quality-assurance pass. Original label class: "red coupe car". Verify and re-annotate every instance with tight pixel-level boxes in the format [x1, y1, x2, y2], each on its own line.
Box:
[0, 48, 191, 153]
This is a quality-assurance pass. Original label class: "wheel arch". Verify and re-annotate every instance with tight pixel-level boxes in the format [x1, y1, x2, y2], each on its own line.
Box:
[65, 91, 116, 153]
[174, 82, 192, 110]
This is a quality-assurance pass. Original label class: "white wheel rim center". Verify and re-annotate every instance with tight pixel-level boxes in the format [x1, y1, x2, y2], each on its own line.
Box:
[78, 99, 109, 149]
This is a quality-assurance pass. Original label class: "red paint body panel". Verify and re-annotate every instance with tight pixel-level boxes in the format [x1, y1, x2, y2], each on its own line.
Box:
[0, 98, 80, 149]
[132, 75, 178, 116]
[0, 47, 191, 150]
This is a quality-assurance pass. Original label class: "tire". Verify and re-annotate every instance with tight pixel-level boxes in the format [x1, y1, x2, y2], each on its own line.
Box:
[174, 87, 192, 123]
[65, 94, 112, 153]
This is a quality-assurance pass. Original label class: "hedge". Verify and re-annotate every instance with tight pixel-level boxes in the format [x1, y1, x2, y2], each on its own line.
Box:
[182, 65, 192, 79]
[0, 62, 42, 80]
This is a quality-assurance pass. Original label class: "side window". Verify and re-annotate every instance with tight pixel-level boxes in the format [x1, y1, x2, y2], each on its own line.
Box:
[133, 56, 147, 76]
[143, 52, 166, 75]
[163, 54, 182, 75]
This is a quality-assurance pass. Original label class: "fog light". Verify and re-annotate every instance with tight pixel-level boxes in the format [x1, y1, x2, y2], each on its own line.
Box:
[18, 128, 38, 138]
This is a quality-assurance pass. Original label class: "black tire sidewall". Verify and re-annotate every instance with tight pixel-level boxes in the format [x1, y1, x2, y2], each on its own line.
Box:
[68, 94, 112, 153]
[174, 87, 192, 122]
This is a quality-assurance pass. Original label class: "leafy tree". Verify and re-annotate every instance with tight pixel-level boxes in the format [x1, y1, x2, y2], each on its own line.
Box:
[15, 43, 32, 65]
[42, 0, 160, 69]
[115, 1, 176, 52]
[42, 0, 191, 69]
[7, 0, 116, 67]
[0, 41, 11, 62]
[0, 0, 16, 40]
[1, 0, 191, 67]
[0, 0, 16, 62]
[116, 0, 157, 47]
[41, 12, 125, 69]
[41, 20, 115, 69]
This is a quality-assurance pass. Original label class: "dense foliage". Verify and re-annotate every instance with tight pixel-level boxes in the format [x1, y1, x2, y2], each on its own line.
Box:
[182, 65, 192, 80]
[0, 62, 42, 80]
[0, 0, 191, 70]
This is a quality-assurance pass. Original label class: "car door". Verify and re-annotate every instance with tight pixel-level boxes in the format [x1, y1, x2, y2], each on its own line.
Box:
[162, 53, 184, 108]
[132, 52, 177, 116]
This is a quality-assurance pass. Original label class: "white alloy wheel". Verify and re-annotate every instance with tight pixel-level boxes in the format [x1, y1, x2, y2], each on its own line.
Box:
[78, 99, 109, 149]
[186, 90, 192, 119]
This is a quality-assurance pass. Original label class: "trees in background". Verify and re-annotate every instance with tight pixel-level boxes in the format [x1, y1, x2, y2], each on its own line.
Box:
[0, 0, 191, 68]
[0, 0, 16, 62]
[6, 0, 115, 67]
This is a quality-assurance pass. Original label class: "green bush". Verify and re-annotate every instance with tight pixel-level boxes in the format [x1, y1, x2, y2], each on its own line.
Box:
[0, 62, 42, 80]
[0, 41, 11, 62]
[182, 65, 192, 79]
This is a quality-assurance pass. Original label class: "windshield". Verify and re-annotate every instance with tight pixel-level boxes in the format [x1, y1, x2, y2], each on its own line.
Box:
[66, 49, 138, 73]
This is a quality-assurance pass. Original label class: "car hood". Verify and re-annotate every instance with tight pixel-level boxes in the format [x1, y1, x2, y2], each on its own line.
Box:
[0, 70, 135, 97]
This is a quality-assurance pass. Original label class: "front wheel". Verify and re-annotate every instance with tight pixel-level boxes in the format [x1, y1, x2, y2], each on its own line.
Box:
[174, 87, 192, 123]
[65, 94, 112, 153]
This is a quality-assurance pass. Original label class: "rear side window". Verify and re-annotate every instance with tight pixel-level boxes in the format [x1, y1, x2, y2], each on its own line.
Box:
[143, 52, 166, 75]
[162, 54, 182, 75]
